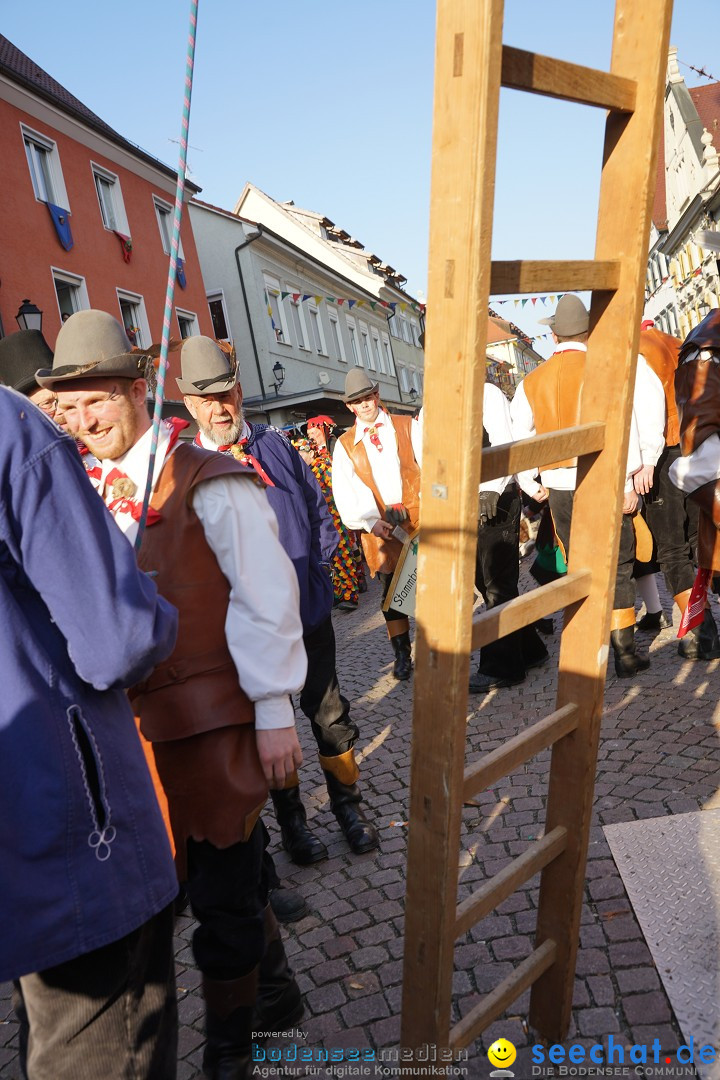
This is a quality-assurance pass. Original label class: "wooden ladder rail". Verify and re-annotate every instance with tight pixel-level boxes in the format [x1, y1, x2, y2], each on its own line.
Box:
[401, 0, 673, 1055]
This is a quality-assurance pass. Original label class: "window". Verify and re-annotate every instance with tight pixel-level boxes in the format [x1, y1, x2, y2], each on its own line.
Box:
[22, 125, 69, 208]
[371, 331, 385, 374]
[287, 292, 308, 349]
[399, 315, 412, 344]
[207, 291, 230, 339]
[117, 290, 151, 349]
[409, 320, 421, 347]
[176, 309, 198, 339]
[153, 196, 184, 257]
[388, 313, 401, 339]
[263, 275, 290, 344]
[381, 333, 395, 376]
[346, 317, 362, 366]
[359, 323, 374, 370]
[92, 164, 129, 233]
[52, 268, 89, 319]
[328, 311, 346, 362]
[399, 366, 411, 392]
[308, 303, 327, 354]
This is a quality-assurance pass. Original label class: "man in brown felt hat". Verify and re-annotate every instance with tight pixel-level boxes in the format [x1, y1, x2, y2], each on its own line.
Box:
[511, 294, 650, 678]
[46, 310, 308, 1079]
[181, 337, 379, 869]
[0, 328, 61, 419]
[332, 368, 422, 679]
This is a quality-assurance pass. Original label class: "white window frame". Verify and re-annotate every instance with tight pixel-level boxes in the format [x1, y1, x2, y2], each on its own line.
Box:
[207, 289, 231, 340]
[307, 301, 327, 355]
[153, 196, 184, 257]
[263, 274, 290, 346]
[91, 162, 129, 234]
[22, 124, 70, 209]
[371, 329, 385, 374]
[116, 289, 151, 349]
[285, 286, 309, 350]
[388, 312, 401, 339]
[328, 310, 346, 363]
[346, 315, 362, 367]
[399, 314, 412, 344]
[409, 319, 421, 347]
[359, 320, 375, 371]
[176, 308, 199, 339]
[381, 332, 396, 376]
[399, 365, 411, 392]
[52, 267, 89, 319]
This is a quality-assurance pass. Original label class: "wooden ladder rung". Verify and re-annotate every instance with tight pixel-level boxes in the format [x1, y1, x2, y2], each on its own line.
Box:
[481, 423, 605, 483]
[501, 46, 637, 112]
[456, 826, 567, 936]
[490, 259, 620, 295]
[471, 571, 591, 650]
[449, 939, 557, 1051]
[464, 703, 579, 801]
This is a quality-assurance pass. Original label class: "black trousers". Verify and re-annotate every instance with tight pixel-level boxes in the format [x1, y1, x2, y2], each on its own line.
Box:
[475, 487, 547, 680]
[300, 615, 358, 758]
[378, 571, 408, 626]
[548, 488, 636, 609]
[644, 444, 698, 597]
[186, 822, 267, 980]
[14, 904, 177, 1080]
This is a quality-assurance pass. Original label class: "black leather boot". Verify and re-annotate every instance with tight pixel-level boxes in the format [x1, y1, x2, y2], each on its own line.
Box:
[321, 750, 379, 855]
[202, 972, 257, 1080]
[678, 608, 720, 660]
[270, 785, 328, 866]
[254, 906, 304, 1032]
[610, 625, 650, 678]
[390, 631, 412, 680]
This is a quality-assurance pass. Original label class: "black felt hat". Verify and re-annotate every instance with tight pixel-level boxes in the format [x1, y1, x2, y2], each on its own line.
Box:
[0, 330, 53, 395]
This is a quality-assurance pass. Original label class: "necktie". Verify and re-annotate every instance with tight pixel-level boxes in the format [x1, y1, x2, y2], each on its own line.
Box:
[365, 422, 384, 452]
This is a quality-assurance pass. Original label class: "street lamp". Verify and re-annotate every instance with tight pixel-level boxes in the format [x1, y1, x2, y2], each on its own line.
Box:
[271, 360, 286, 395]
[16, 299, 43, 332]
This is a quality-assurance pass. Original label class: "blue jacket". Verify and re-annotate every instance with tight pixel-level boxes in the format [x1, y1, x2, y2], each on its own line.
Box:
[0, 388, 179, 981]
[246, 425, 338, 634]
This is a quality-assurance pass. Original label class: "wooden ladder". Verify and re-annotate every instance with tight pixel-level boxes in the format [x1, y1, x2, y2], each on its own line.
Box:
[401, 0, 673, 1053]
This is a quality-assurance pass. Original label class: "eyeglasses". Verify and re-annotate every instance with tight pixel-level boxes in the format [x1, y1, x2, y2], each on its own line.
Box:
[34, 394, 58, 415]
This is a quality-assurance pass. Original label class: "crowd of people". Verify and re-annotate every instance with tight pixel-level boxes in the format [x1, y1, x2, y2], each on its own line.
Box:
[2, 296, 720, 1078]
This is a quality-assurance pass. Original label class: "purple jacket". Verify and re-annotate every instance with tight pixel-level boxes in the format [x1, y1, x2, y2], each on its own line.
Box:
[0, 388, 179, 981]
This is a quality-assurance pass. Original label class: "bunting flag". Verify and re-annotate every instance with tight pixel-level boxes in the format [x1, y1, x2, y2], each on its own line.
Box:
[45, 202, 74, 251]
[266, 291, 425, 314]
[113, 230, 133, 263]
[177, 257, 187, 289]
[493, 293, 564, 309]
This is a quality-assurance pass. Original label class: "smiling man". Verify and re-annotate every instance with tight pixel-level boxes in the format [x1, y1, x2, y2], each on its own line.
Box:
[39, 310, 307, 1079]
[331, 369, 422, 679]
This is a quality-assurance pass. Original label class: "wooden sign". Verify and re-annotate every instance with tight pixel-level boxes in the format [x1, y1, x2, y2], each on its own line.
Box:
[382, 528, 419, 617]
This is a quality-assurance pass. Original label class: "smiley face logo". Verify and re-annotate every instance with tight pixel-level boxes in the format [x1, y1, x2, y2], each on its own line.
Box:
[488, 1038, 517, 1071]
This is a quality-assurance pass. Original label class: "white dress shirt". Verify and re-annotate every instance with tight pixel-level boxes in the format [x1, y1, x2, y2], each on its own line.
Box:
[511, 342, 641, 495]
[332, 407, 422, 532]
[100, 424, 306, 731]
[670, 432, 720, 494]
[633, 354, 666, 467]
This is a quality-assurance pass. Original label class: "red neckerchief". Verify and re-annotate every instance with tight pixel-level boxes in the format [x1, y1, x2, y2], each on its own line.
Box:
[364, 421, 384, 452]
[105, 418, 190, 525]
[193, 432, 275, 487]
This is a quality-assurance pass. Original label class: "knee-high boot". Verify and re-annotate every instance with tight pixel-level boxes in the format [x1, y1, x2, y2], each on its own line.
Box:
[202, 970, 257, 1080]
[270, 775, 328, 865]
[609, 608, 650, 678]
[254, 905, 304, 1030]
[320, 749, 379, 854]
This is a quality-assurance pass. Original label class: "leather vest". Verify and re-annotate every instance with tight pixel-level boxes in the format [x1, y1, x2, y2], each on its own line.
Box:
[639, 327, 681, 448]
[522, 349, 585, 468]
[132, 443, 257, 741]
[339, 414, 421, 575]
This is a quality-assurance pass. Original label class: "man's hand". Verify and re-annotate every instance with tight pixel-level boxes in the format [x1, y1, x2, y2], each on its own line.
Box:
[533, 486, 550, 504]
[478, 490, 500, 526]
[633, 465, 655, 496]
[622, 489, 639, 514]
[256, 728, 303, 788]
[385, 503, 409, 525]
[371, 518, 394, 539]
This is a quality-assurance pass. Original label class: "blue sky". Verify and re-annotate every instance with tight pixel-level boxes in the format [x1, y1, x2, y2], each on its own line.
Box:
[3, 1, 715, 349]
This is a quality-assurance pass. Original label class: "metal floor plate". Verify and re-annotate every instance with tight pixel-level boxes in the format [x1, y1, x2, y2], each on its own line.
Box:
[605, 809, 720, 1080]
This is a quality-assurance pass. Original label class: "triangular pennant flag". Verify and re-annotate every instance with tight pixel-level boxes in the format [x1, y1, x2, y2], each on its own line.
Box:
[370, 301, 378, 310]
[400, 303, 407, 313]
[549, 295, 556, 304]
[292, 293, 301, 303]
[388, 302, 397, 311]
[356, 300, 365, 308]
[314, 296, 322, 305]
[337, 298, 345, 306]
[302, 294, 311, 302]
[327, 297, 336, 305]
[521, 298, 528, 308]
[514, 299, 520, 307]
[281, 291, 290, 300]
[531, 298, 537, 306]
[348, 300, 356, 309]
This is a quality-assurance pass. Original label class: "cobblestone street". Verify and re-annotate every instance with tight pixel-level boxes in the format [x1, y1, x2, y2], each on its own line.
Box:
[2, 568, 719, 1079]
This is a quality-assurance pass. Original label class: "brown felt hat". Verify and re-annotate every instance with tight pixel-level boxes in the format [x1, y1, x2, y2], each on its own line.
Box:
[538, 294, 589, 336]
[176, 336, 238, 396]
[343, 368, 379, 403]
[0, 330, 53, 395]
[35, 310, 147, 387]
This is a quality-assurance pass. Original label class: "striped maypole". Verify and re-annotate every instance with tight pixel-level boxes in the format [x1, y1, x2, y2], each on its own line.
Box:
[135, 0, 199, 551]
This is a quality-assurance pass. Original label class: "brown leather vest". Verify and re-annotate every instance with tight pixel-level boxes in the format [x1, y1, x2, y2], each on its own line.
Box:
[522, 349, 585, 468]
[675, 345, 720, 573]
[132, 443, 257, 742]
[639, 327, 681, 448]
[339, 413, 421, 575]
